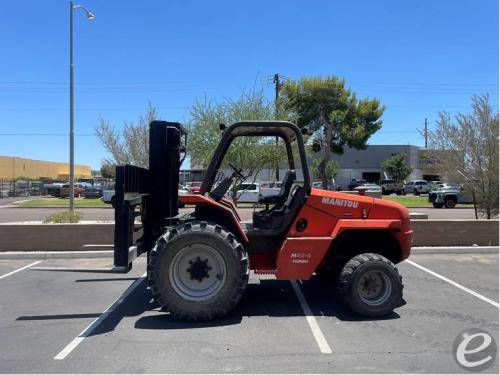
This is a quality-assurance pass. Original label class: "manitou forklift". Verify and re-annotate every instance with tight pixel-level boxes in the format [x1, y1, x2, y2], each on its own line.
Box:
[113, 120, 413, 321]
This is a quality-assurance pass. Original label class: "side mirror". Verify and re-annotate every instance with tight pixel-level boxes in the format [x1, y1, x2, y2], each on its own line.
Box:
[300, 127, 308, 135]
[219, 123, 227, 132]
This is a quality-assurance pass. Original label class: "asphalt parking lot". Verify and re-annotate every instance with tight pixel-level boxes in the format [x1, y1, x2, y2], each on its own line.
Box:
[0, 253, 498, 373]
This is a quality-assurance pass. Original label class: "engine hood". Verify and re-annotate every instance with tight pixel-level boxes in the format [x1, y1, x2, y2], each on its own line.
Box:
[307, 188, 374, 219]
[369, 197, 411, 222]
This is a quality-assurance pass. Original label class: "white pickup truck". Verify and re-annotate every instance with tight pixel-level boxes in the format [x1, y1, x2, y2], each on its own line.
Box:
[102, 187, 188, 207]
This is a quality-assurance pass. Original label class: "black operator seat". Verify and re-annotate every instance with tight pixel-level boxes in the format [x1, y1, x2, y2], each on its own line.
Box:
[259, 170, 296, 206]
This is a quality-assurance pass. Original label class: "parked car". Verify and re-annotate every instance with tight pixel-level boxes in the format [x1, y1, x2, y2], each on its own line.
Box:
[59, 184, 84, 198]
[354, 183, 382, 194]
[84, 185, 103, 198]
[348, 179, 367, 191]
[404, 180, 431, 195]
[227, 182, 261, 203]
[103, 188, 187, 208]
[428, 184, 474, 208]
[312, 182, 323, 189]
[44, 183, 64, 197]
[185, 181, 203, 194]
[379, 179, 405, 195]
[102, 189, 115, 205]
[178, 186, 188, 208]
[260, 181, 282, 197]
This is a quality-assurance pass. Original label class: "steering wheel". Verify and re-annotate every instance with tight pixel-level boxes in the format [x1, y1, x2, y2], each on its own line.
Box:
[228, 163, 245, 180]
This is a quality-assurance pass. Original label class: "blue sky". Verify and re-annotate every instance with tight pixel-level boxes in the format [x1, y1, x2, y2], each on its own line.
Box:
[0, 0, 498, 170]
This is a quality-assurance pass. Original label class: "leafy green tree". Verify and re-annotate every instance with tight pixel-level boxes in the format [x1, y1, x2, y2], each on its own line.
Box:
[100, 163, 116, 179]
[187, 88, 296, 204]
[428, 94, 499, 219]
[381, 153, 412, 182]
[281, 76, 384, 189]
[310, 158, 339, 189]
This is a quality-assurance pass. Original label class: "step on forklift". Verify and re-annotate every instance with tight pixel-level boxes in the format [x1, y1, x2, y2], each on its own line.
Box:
[114, 120, 413, 321]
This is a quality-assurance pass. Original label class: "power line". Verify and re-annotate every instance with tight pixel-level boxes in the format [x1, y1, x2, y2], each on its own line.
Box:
[0, 133, 95, 136]
[0, 104, 496, 112]
[0, 105, 189, 112]
[0, 129, 421, 137]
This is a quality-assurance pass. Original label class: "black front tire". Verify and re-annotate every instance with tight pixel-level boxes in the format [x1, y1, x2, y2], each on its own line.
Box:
[315, 256, 348, 281]
[338, 253, 404, 317]
[445, 198, 456, 208]
[147, 221, 249, 321]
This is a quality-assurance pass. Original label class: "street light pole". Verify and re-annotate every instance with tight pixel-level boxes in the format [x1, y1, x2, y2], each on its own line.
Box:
[68, 2, 94, 211]
[69, 1, 75, 211]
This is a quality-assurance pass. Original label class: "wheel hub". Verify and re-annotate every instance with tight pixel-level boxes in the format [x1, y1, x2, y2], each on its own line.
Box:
[360, 274, 381, 295]
[187, 257, 212, 282]
[169, 244, 227, 302]
[357, 270, 392, 306]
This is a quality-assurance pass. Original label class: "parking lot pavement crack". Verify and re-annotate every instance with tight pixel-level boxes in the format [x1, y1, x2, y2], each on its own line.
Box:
[330, 349, 450, 355]
[320, 318, 451, 349]
[400, 308, 499, 329]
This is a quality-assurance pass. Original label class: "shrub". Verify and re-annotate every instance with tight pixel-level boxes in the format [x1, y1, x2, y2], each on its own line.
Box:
[43, 210, 83, 223]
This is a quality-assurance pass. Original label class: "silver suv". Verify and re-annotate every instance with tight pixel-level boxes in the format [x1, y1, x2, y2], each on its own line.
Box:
[428, 184, 474, 208]
[404, 180, 431, 195]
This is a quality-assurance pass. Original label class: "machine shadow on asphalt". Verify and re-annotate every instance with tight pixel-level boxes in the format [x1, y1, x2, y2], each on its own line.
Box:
[12, 274, 400, 336]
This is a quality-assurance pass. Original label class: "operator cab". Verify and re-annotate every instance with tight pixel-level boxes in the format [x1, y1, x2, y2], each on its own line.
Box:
[199, 121, 310, 243]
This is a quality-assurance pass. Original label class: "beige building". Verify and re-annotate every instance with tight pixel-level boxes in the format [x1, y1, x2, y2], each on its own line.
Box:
[0, 156, 91, 181]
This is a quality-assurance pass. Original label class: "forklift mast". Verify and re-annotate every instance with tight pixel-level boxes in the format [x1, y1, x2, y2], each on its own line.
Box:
[113, 121, 186, 271]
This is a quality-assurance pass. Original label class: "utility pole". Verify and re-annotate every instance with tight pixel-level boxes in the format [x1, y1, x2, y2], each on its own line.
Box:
[68, 2, 94, 211]
[273, 73, 282, 181]
[424, 117, 428, 148]
[69, 1, 75, 211]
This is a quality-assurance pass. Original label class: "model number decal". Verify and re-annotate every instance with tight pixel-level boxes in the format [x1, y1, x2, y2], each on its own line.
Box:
[291, 252, 311, 264]
[321, 197, 359, 208]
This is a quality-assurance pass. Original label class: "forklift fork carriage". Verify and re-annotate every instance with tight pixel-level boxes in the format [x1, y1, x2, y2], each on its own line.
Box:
[113, 121, 186, 271]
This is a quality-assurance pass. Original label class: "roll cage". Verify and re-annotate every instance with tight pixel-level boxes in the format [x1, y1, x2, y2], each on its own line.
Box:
[199, 121, 311, 195]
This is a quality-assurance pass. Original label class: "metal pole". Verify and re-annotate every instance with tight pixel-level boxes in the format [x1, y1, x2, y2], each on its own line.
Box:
[274, 73, 280, 182]
[424, 117, 428, 148]
[69, 1, 75, 211]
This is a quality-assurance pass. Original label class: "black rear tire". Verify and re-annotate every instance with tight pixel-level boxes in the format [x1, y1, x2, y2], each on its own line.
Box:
[338, 253, 404, 317]
[148, 221, 249, 321]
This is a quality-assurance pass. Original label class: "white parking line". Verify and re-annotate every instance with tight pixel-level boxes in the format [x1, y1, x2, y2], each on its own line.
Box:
[290, 280, 332, 354]
[0, 261, 42, 280]
[406, 259, 499, 308]
[54, 273, 146, 360]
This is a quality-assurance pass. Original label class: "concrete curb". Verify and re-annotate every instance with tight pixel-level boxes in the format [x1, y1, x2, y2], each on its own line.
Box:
[0, 247, 497, 260]
[411, 246, 499, 254]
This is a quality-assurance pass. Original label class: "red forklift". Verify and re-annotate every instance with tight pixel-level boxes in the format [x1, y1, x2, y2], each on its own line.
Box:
[113, 121, 412, 320]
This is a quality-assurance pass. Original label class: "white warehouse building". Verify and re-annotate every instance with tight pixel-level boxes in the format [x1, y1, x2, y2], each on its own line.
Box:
[326, 145, 441, 190]
[187, 145, 442, 190]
